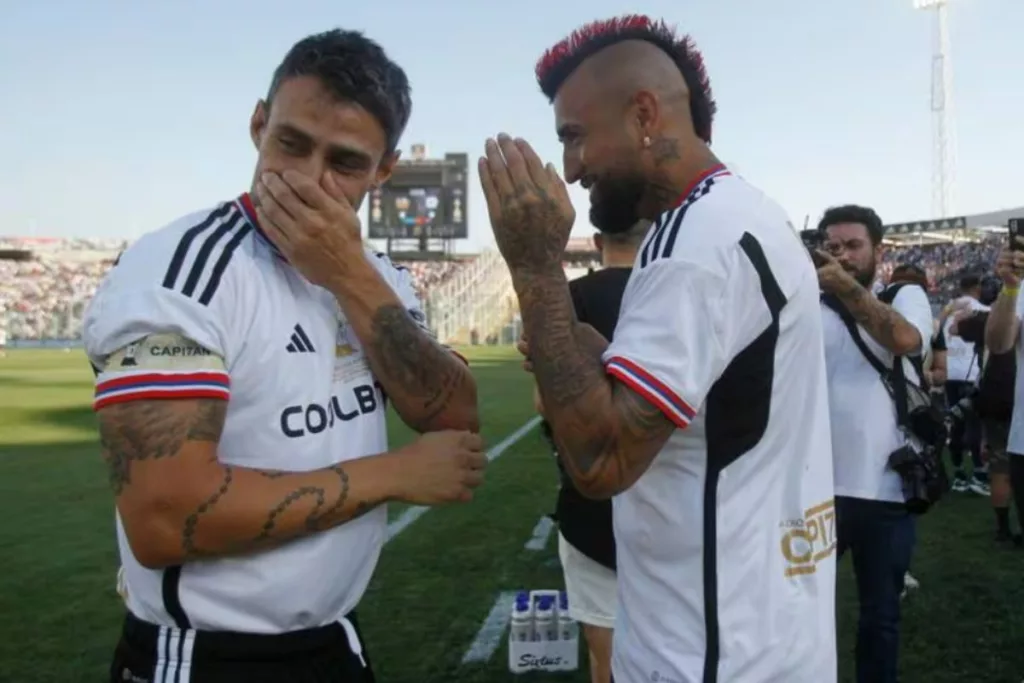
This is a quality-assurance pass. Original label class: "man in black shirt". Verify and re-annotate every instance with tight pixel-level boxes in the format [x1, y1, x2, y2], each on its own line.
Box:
[952, 303, 1023, 545]
[529, 219, 647, 683]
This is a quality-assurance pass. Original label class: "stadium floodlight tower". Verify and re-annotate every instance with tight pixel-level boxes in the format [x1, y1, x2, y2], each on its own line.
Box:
[914, 0, 957, 220]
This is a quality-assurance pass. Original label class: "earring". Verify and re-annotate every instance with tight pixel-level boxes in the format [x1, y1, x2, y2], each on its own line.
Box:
[643, 136, 652, 148]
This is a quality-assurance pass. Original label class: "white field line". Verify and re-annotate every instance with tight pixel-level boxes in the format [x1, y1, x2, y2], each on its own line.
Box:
[385, 416, 542, 543]
[461, 591, 517, 664]
[524, 516, 555, 551]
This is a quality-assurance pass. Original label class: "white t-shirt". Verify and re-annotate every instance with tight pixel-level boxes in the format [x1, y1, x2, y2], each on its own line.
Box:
[603, 167, 836, 683]
[822, 283, 933, 502]
[1007, 295, 1024, 454]
[944, 296, 989, 383]
[84, 193, 433, 634]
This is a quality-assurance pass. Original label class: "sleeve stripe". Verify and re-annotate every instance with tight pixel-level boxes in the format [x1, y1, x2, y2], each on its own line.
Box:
[162, 203, 235, 290]
[159, 203, 252, 307]
[198, 224, 252, 306]
[94, 371, 230, 410]
[605, 356, 697, 427]
[95, 388, 230, 411]
[181, 211, 243, 298]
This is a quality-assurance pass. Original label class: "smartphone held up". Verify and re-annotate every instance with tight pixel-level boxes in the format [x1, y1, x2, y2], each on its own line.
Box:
[1008, 217, 1024, 251]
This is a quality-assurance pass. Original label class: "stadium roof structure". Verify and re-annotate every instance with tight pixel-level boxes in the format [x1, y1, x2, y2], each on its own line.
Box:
[883, 205, 1024, 244]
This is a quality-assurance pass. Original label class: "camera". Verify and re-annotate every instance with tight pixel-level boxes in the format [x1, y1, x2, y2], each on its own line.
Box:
[948, 388, 977, 421]
[888, 443, 947, 515]
[979, 275, 1002, 307]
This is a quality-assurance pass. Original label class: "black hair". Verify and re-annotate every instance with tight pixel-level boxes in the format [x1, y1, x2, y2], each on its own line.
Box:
[817, 205, 885, 245]
[535, 15, 716, 144]
[890, 263, 928, 288]
[267, 29, 411, 153]
[958, 272, 982, 292]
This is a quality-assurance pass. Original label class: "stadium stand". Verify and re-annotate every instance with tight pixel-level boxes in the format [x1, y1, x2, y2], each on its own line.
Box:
[0, 230, 1010, 344]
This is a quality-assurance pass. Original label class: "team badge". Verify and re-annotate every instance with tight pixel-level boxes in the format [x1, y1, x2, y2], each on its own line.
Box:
[333, 321, 368, 383]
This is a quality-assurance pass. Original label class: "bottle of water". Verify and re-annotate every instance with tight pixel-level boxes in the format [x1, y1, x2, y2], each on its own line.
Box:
[510, 594, 534, 643]
[558, 591, 578, 641]
[534, 595, 557, 641]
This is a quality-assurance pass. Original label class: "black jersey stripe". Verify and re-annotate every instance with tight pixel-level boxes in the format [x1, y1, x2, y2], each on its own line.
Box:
[162, 203, 235, 291]
[180, 211, 243, 298]
[656, 203, 693, 263]
[197, 224, 253, 306]
[639, 211, 669, 269]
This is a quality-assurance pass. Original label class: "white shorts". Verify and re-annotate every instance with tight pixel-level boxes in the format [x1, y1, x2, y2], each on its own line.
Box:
[558, 532, 617, 629]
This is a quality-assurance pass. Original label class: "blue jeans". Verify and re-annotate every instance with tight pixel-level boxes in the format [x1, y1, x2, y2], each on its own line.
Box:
[836, 496, 916, 683]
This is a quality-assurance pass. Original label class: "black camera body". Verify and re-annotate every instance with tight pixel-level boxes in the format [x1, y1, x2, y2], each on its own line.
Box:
[949, 388, 977, 421]
[888, 441, 949, 515]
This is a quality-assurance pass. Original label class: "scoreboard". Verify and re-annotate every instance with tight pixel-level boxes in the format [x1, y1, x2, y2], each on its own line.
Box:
[366, 152, 468, 239]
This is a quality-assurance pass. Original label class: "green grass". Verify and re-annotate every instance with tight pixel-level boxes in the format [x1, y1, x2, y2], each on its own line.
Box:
[0, 348, 1022, 682]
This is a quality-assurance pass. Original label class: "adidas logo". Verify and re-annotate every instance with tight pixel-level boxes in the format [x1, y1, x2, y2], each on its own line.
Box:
[286, 324, 316, 354]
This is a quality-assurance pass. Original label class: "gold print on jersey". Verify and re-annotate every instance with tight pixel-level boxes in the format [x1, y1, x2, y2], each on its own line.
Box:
[779, 498, 837, 578]
[333, 321, 369, 384]
[103, 334, 226, 373]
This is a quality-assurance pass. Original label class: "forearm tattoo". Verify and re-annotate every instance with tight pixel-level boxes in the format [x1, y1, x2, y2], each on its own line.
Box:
[366, 304, 469, 429]
[98, 399, 376, 560]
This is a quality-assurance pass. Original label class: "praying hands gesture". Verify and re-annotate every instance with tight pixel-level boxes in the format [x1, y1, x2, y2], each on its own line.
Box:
[478, 134, 576, 275]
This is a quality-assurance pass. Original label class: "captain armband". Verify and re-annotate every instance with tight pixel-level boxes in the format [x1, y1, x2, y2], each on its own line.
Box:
[93, 333, 229, 410]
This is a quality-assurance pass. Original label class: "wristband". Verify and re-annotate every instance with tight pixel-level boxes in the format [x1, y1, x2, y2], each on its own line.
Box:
[1004, 286, 1020, 297]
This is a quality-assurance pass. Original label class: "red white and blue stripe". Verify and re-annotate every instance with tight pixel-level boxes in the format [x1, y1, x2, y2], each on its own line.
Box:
[94, 371, 231, 411]
[605, 356, 696, 428]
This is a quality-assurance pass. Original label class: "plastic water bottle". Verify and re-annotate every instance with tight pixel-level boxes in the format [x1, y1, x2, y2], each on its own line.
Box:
[558, 591, 578, 641]
[534, 595, 557, 641]
[510, 594, 534, 643]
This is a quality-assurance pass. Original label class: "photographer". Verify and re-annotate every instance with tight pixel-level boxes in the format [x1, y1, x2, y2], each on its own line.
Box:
[941, 275, 990, 494]
[814, 205, 935, 683]
[983, 237, 1024, 547]
[950, 275, 1021, 545]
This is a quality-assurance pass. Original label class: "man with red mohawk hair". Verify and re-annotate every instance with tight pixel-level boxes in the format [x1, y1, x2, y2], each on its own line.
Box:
[480, 14, 837, 683]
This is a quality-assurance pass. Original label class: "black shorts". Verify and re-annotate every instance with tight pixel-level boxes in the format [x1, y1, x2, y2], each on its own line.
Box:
[111, 611, 375, 683]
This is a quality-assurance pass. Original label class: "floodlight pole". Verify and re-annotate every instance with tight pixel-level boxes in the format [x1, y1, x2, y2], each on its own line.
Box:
[913, 0, 956, 219]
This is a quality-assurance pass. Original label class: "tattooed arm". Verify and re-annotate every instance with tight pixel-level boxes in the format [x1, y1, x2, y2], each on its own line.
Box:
[513, 268, 676, 499]
[832, 279, 924, 356]
[326, 256, 479, 434]
[100, 398, 400, 568]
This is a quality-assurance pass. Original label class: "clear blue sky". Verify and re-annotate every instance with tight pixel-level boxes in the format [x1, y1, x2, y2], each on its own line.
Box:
[1, 0, 1021, 252]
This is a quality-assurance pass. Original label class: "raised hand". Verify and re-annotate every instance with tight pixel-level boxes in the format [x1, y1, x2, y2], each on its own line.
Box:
[994, 240, 1024, 287]
[253, 170, 363, 288]
[478, 134, 576, 274]
[391, 430, 487, 505]
[813, 249, 858, 296]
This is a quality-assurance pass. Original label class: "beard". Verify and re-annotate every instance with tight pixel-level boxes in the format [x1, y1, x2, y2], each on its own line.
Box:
[588, 170, 647, 235]
[848, 255, 877, 288]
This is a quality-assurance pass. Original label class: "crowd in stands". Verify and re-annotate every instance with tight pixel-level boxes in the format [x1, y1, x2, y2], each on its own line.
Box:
[0, 239, 471, 341]
[0, 234, 1007, 341]
[878, 235, 1003, 303]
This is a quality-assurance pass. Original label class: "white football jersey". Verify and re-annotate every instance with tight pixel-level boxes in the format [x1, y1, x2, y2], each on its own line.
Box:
[84, 193, 433, 634]
[602, 166, 837, 683]
[943, 296, 988, 383]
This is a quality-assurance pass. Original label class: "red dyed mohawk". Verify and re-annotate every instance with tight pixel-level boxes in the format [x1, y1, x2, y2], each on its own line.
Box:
[535, 14, 717, 144]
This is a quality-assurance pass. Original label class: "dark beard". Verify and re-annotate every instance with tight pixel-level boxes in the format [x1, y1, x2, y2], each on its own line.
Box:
[852, 257, 877, 288]
[588, 173, 647, 235]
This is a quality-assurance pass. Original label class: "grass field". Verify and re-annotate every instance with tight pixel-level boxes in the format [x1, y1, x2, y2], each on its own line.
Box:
[1, 348, 1022, 683]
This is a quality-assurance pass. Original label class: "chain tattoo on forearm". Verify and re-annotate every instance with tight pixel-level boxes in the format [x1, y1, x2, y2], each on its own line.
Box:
[98, 399, 376, 560]
[366, 304, 469, 429]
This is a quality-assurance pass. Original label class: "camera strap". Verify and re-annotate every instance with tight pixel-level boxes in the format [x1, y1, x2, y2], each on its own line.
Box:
[821, 290, 912, 429]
